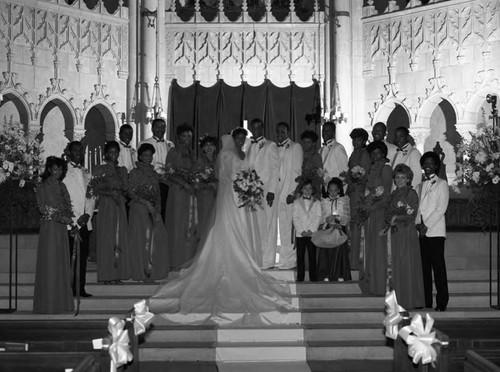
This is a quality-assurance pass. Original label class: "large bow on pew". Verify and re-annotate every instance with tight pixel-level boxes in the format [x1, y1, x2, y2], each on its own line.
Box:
[107, 317, 133, 372]
[383, 290, 406, 340]
[398, 313, 439, 365]
[132, 299, 154, 336]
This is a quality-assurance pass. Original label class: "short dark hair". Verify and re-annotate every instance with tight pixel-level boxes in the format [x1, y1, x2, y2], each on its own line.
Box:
[152, 118, 166, 129]
[250, 118, 264, 127]
[199, 135, 218, 149]
[41, 156, 67, 181]
[232, 127, 248, 137]
[395, 126, 410, 136]
[420, 151, 441, 173]
[176, 123, 194, 137]
[138, 143, 155, 157]
[104, 140, 120, 154]
[276, 122, 290, 131]
[67, 141, 82, 152]
[327, 177, 345, 197]
[299, 178, 317, 195]
[367, 140, 388, 157]
[300, 130, 319, 143]
[393, 164, 414, 185]
[119, 124, 133, 133]
[323, 121, 336, 132]
[350, 128, 369, 143]
[373, 122, 387, 131]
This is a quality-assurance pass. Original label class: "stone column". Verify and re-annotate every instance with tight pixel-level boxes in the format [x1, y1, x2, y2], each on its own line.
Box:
[128, 0, 138, 145]
[456, 122, 478, 142]
[410, 127, 431, 154]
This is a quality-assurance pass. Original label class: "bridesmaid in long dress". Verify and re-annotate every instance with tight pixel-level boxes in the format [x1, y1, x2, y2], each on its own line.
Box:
[299, 130, 323, 199]
[91, 141, 130, 283]
[358, 141, 392, 296]
[347, 128, 371, 270]
[195, 135, 218, 236]
[33, 156, 74, 314]
[128, 143, 170, 281]
[164, 124, 197, 269]
[385, 164, 424, 309]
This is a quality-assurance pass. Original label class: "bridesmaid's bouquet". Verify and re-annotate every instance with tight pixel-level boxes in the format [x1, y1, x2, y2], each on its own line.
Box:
[86, 174, 122, 198]
[356, 186, 385, 226]
[132, 184, 158, 206]
[192, 166, 218, 189]
[161, 163, 194, 187]
[39, 200, 74, 223]
[340, 165, 367, 186]
[233, 169, 264, 212]
[380, 200, 415, 236]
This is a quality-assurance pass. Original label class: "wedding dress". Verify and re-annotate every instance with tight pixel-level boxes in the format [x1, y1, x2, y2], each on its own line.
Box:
[149, 135, 292, 325]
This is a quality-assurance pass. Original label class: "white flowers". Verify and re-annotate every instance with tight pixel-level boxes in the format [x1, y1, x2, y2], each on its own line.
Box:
[493, 176, 500, 185]
[474, 150, 488, 164]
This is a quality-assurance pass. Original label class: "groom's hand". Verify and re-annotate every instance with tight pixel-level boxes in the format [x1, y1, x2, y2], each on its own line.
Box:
[266, 192, 275, 207]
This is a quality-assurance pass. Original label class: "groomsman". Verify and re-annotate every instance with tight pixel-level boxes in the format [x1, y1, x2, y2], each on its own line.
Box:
[117, 124, 136, 173]
[416, 151, 449, 311]
[319, 121, 348, 187]
[372, 122, 397, 166]
[275, 122, 303, 270]
[63, 141, 95, 297]
[139, 118, 174, 222]
[392, 126, 421, 188]
[248, 118, 280, 269]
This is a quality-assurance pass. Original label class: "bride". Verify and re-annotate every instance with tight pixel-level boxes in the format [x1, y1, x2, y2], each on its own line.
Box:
[149, 128, 292, 324]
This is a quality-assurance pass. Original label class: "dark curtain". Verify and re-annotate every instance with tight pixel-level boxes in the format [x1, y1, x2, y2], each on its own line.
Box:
[169, 79, 320, 150]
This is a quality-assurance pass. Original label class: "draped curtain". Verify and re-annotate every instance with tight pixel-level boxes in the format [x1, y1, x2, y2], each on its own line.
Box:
[169, 79, 321, 151]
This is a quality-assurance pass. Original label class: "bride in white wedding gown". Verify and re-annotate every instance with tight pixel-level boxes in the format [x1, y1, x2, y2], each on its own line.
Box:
[149, 128, 292, 325]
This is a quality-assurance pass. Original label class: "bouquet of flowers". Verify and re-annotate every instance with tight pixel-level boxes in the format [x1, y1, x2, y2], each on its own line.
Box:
[86, 174, 123, 199]
[295, 168, 323, 186]
[132, 184, 158, 206]
[161, 163, 194, 187]
[39, 200, 74, 223]
[233, 169, 264, 212]
[380, 200, 415, 235]
[340, 165, 367, 187]
[356, 185, 385, 226]
[455, 124, 500, 227]
[0, 117, 42, 187]
[192, 166, 218, 189]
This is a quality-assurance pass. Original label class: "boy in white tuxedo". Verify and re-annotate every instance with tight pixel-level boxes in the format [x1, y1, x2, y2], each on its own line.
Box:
[392, 127, 422, 189]
[117, 124, 136, 173]
[63, 141, 95, 297]
[139, 118, 174, 222]
[372, 122, 397, 166]
[248, 119, 280, 269]
[276, 122, 303, 270]
[416, 151, 449, 311]
[292, 179, 322, 282]
[319, 121, 348, 189]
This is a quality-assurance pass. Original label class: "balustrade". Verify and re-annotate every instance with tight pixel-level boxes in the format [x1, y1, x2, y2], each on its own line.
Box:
[44, 0, 128, 17]
[363, 0, 450, 17]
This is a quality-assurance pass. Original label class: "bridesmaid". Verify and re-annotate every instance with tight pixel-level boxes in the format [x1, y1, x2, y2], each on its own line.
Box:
[33, 156, 74, 314]
[358, 141, 392, 296]
[347, 128, 371, 270]
[195, 134, 218, 236]
[164, 124, 197, 269]
[128, 143, 170, 281]
[299, 130, 323, 199]
[91, 140, 130, 283]
[385, 164, 424, 309]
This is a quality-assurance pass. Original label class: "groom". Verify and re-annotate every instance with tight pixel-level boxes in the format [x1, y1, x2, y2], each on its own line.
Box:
[248, 118, 280, 269]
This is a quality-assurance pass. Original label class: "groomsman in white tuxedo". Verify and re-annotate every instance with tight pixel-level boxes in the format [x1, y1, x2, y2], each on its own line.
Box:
[319, 121, 348, 187]
[416, 151, 449, 312]
[392, 126, 422, 188]
[63, 141, 95, 297]
[139, 118, 174, 222]
[275, 122, 303, 270]
[372, 122, 397, 166]
[117, 124, 136, 173]
[248, 119, 280, 269]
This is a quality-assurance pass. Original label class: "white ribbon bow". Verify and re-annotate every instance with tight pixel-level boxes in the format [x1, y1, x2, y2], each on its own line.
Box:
[108, 317, 133, 372]
[133, 299, 154, 336]
[399, 313, 439, 365]
[383, 290, 406, 340]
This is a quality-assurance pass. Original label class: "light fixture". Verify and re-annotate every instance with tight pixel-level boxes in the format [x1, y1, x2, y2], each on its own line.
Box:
[146, 76, 166, 121]
[142, 8, 157, 28]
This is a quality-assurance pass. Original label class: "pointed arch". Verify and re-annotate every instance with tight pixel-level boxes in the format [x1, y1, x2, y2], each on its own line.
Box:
[38, 94, 78, 140]
[0, 89, 32, 130]
[82, 100, 119, 140]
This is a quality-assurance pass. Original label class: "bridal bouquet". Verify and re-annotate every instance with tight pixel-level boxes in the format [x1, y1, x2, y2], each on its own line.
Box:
[233, 169, 264, 212]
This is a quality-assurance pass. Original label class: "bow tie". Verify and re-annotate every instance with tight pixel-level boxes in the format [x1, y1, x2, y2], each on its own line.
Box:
[154, 137, 165, 143]
[120, 141, 131, 148]
[323, 141, 332, 147]
[422, 175, 434, 182]
[70, 162, 81, 169]
[277, 141, 288, 148]
[303, 196, 312, 200]
[328, 196, 339, 202]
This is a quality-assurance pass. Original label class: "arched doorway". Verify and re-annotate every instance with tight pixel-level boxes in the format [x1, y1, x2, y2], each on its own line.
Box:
[386, 103, 411, 144]
[82, 103, 117, 171]
[0, 92, 30, 130]
[423, 99, 460, 182]
[39, 98, 75, 159]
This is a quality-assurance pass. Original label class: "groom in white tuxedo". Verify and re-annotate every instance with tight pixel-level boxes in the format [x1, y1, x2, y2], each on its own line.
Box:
[275, 122, 303, 270]
[248, 119, 280, 269]
[319, 121, 348, 187]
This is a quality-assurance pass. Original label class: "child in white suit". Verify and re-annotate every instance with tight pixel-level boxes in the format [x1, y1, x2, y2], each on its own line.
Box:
[292, 179, 322, 282]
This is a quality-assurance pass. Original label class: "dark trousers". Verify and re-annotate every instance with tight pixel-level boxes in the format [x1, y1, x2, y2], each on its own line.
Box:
[296, 237, 317, 282]
[68, 226, 90, 294]
[159, 183, 169, 223]
[419, 236, 449, 309]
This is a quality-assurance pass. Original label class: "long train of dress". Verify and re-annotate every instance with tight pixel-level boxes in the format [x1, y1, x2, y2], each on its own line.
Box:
[149, 136, 294, 325]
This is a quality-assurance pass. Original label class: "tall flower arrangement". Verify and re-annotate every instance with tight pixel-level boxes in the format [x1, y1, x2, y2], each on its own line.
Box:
[0, 117, 42, 187]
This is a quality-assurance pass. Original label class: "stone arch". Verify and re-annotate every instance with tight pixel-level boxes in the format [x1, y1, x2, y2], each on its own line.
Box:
[81, 101, 119, 171]
[464, 86, 500, 128]
[0, 89, 32, 131]
[372, 98, 412, 143]
[38, 96, 77, 159]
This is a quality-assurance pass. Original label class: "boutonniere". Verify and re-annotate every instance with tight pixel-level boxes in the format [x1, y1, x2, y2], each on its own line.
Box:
[258, 141, 265, 150]
[285, 143, 290, 149]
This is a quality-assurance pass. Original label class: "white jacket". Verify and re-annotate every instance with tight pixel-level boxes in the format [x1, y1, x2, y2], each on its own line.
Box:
[416, 175, 449, 238]
[247, 137, 279, 194]
[292, 197, 322, 237]
[391, 143, 422, 189]
[63, 163, 95, 231]
[277, 138, 303, 203]
[319, 139, 348, 184]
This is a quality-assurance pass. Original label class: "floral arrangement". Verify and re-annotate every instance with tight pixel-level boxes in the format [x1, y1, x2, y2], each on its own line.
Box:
[192, 166, 218, 188]
[0, 117, 42, 187]
[356, 186, 385, 226]
[39, 200, 74, 223]
[86, 174, 122, 199]
[340, 165, 367, 186]
[295, 168, 323, 187]
[454, 124, 500, 227]
[132, 184, 158, 206]
[233, 169, 264, 212]
[380, 200, 415, 236]
[161, 163, 193, 185]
